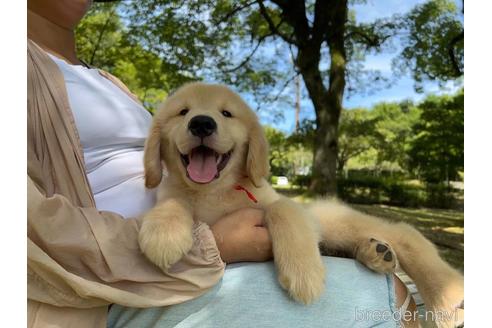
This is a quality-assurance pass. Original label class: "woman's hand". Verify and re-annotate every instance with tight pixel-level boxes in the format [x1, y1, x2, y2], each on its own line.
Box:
[211, 208, 273, 263]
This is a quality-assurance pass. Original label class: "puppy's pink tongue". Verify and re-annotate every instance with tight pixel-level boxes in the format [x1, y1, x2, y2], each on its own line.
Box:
[187, 147, 218, 183]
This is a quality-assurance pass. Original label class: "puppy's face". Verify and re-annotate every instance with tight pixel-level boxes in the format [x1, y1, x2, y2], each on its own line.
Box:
[144, 83, 269, 190]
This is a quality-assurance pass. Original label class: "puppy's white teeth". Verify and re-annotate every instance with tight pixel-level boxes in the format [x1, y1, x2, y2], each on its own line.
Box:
[216, 154, 222, 164]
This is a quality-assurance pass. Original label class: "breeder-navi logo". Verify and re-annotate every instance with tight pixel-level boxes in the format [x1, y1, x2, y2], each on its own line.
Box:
[355, 307, 461, 325]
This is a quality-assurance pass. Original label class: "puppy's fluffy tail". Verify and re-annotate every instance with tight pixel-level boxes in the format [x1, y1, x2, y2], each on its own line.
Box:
[308, 199, 464, 328]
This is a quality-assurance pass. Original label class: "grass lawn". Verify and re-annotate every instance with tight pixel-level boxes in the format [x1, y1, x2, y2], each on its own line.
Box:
[275, 187, 464, 272]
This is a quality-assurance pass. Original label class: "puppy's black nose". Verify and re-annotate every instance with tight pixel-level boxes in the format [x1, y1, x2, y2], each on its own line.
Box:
[188, 115, 217, 138]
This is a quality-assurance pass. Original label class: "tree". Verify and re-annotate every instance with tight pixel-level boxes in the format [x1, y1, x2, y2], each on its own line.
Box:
[408, 90, 464, 184]
[75, 4, 122, 69]
[85, 0, 463, 195]
[75, 4, 190, 111]
[116, 0, 401, 195]
[288, 118, 316, 151]
[264, 126, 289, 176]
[370, 101, 421, 171]
[337, 109, 378, 173]
[265, 126, 312, 178]
[396, 0, 464, 91]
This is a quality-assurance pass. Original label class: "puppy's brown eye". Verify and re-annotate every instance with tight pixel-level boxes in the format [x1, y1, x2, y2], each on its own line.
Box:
[222, 110, 232, 118]
[179, 109, 189, 116]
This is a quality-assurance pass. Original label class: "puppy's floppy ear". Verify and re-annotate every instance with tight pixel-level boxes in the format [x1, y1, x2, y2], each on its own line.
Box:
[144, 121, 164, 188]
[246, 120, 270, 187]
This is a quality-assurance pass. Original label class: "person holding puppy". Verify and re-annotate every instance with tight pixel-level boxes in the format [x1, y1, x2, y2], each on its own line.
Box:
[27, 0, 418, 327]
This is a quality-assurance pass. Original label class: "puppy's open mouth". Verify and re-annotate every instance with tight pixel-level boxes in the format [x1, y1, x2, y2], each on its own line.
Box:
[180, 145, 232, 184]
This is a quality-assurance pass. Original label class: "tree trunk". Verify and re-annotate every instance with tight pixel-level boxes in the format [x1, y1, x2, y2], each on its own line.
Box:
[269, 0, 348, 196]
[310, 98, 340, 195]
[297, 0, 347, 196]
[337, 155, 346, 174]
[295, 74, 301, 130]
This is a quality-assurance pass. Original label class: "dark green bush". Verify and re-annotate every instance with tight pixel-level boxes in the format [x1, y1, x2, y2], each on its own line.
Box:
[281, 172, 457, 209]
[383, 182, 425, 207]
[425, 183, 457, 208]
[337, 176, 449, 208]
[337, 176, 386, 204]
[292, 174, 311, 188]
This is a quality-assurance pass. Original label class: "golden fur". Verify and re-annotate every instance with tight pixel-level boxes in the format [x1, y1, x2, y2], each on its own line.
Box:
[139, 82, 463, 326]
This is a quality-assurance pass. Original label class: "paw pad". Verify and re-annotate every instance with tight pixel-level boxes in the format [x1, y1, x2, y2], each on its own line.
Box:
[376, 244, 388, 253]
[383, 251, 393, 262]
[356, 238, 398, 274]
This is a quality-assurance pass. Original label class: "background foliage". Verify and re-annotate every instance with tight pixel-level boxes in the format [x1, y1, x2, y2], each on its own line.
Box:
[75, 0, 464, 208]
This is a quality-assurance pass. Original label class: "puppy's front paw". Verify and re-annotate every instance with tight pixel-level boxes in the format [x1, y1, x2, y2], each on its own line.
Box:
[277, 256, 326, 305]
[356, 238, 398, 274]
[138, 218, 193, 271]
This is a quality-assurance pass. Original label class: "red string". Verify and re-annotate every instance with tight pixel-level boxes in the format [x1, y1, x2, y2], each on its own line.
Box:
[234, 185, 258, 203]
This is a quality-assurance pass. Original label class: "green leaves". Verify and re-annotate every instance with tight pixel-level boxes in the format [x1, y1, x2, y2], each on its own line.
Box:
[336, 89, 463, 186]
[75, 4, 191, 112]
[337, 108, 378, 172]
[75, 4, 123, 70]
[408, 90, 464, 183]
[370, 101, 421, 169]
[265, 126, 312, 177]
[396, 0, 464, 90]
[72, 0, 464, 191]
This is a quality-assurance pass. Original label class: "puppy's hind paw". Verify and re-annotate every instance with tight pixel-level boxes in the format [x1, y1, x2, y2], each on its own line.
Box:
[356, 238, 398, 274]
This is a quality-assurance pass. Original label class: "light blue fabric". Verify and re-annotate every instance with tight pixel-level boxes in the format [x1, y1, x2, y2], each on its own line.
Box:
[108, 257, 400, 328]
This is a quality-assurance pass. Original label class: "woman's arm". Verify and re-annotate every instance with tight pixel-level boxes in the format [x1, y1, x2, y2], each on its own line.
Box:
[28, 175, 224, 309]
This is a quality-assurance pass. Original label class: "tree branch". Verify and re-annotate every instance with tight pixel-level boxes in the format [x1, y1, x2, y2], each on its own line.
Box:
[346, 146, 371, 160]
[90, 12, 113, 65]
[257, 0, 297, 45]
[345, 29, 390, 50]
[223, 33, 272, 72]
[270, 73, 300, 103]
[448, 30, 464, 77]
[213, 1, 256, 25]
[288, 43, 300, 74]
[345, 19, 397, 51]
[311, 0, 330, 48]
[270, 0, 311, 46]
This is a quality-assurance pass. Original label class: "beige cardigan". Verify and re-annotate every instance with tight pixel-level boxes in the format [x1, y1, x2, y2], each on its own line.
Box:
[27, 39, 225, 327]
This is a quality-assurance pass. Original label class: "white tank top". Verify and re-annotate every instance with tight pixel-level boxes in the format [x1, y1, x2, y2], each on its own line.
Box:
[49, 54, 157, 218]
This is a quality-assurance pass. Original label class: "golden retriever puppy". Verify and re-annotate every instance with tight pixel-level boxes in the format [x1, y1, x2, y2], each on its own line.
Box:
[139, 83, 463, 324]
[140, 82, 324, 304]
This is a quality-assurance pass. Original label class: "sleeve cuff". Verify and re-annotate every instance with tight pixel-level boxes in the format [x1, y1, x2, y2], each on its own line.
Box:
[192, 221, 226, 268]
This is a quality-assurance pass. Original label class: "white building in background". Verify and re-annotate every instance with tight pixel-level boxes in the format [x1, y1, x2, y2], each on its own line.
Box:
[276, 176, 289, 186]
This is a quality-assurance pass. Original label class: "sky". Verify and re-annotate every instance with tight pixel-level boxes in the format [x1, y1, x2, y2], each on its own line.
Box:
[258, 0, 463, 133]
